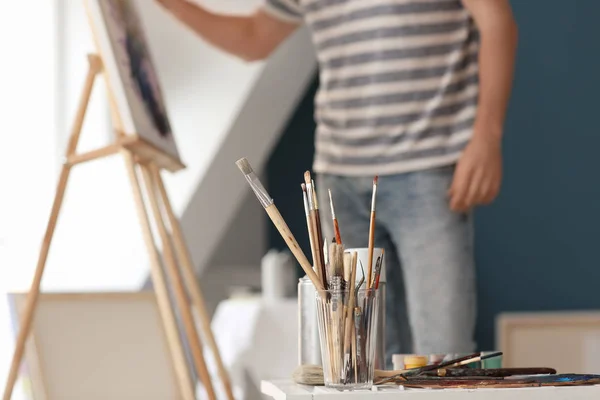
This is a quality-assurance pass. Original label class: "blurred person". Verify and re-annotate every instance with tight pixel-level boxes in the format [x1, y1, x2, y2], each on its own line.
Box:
[155, 0, 517, 365]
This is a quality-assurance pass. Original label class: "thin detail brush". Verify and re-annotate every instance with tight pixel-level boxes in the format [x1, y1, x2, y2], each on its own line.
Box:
[366, 176, 378, 288]
[328, 189, 343, 245]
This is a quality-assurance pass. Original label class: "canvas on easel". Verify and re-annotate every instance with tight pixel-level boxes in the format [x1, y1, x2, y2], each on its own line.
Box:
[84, 0, 183, 172]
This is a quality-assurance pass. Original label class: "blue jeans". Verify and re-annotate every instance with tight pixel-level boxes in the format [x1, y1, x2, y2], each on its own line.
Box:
[316, 165, 477, 368]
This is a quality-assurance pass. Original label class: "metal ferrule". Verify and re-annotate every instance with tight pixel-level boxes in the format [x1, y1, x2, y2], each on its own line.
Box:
[370, 184, 377, 212]
[306, 182, 315, 211]
[243, 172, 273, 209]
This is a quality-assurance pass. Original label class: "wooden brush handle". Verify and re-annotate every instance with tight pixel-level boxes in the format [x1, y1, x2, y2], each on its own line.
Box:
[375, 369, 406, 378]
[366, 212, 376, 287]
[304, 214, 318, 270]
[307, 212, 322, 281]
[343, 252, 358, 353]
[424, 368, 557, 378]
[314, 212, 327, 285]
[333, 219, 342, 244]
[266, 205, 324, 291]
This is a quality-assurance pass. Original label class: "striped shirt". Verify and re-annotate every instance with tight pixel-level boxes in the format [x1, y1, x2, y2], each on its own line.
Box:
[263, 0, 480, 176]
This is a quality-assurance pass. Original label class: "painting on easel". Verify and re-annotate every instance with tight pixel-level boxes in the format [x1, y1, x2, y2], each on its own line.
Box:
[85, 0, 181, 165]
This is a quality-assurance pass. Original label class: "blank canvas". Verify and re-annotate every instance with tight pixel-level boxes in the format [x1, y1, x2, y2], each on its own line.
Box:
[497, 311, 600, 374]
[7, 292, 181, 400]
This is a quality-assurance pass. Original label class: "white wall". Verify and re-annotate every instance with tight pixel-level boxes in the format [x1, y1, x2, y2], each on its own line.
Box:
[0, 2, 59, 290]
[25, 0, 287, 292]
[0, 3, 60, 397]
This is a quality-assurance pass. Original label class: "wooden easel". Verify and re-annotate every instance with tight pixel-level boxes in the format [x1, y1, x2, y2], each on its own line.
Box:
[2, 54, 235, 400]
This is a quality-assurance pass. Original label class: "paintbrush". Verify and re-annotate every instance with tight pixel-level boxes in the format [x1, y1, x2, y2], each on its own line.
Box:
[304, 181, 324, 284]
[236, 158, 324, 291]
[366, 176, 378, 287]
[328, 243, 345, 379]
[301, 183, 318, 272]
[305, 173, 327, 288]
[372, 253, 384, 289]
[342, 251, 358, 380]
[312, 177, 328, 283]
[422, 367, 557, 378]
[376, 352, 503, 384]
[343, 252, 352, 285]
[441, 351, 503, 370]
[328, 189, 342, 245]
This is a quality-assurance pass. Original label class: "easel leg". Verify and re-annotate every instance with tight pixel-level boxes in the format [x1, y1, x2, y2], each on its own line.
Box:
[2, 55, 101, 400]
[140, 164, 217, 400]
[122, 151, 197, 400]
[151, 165, 236, 400]
[2, 166, 70, 400]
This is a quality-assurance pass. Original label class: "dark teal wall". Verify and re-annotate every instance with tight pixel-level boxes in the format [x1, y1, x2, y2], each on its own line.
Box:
[266, 0, 600, 351]
[473, 0, 600, 349]
[266, 77, 318, 261]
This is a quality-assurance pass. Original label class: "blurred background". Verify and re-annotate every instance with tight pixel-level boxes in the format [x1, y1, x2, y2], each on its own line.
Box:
[1, 0, 600, 399]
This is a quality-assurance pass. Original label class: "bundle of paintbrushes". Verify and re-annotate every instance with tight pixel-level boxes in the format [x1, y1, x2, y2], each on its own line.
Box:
[236, 158, 382, 389]
[314, 260, 380, 389]
[302, 171, 382, 388]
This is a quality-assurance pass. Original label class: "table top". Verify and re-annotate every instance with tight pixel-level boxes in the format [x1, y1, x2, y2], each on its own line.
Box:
[261, 379, 600, 400]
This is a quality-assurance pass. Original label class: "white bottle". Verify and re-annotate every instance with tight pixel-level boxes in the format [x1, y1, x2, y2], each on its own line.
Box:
[261, 249, 296, 301]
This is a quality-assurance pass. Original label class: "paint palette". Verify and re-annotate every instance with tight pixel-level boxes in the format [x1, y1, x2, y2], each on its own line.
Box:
[400, 374, 600, 389]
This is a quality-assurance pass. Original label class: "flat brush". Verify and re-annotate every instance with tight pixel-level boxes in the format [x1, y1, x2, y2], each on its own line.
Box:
[236, 158, 324, 291]
[328, 243, 344, 282]
[343, 252, 352, 284]
[328, 189, 342, 245]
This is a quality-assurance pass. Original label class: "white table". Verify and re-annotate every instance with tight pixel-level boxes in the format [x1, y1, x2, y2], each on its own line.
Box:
[201, 297, 298, 400]
[261, 379, 600, 400]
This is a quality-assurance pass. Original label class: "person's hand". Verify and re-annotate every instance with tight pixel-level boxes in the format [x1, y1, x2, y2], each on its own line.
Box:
[448, 127, 503, 212]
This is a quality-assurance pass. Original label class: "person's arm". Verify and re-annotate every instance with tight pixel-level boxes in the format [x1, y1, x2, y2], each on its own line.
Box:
[448, 0, 518, 212]
[155, 0, 300, 61]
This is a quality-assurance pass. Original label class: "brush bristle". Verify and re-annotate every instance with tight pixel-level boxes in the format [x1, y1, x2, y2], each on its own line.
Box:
[292, 365, 324, 386]
[343, 253, 353, 282]
[330, 244, 344, 276]
[301, 183, 307, 192]
[374, 175, 379, 185]
[304, 171, 312, 185]
[235, 158, 253, 175]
